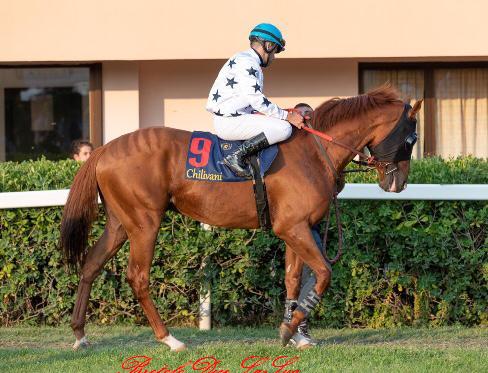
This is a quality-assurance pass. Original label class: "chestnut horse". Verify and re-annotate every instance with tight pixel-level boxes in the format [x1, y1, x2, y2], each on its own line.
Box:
[60, 85, 421, 351]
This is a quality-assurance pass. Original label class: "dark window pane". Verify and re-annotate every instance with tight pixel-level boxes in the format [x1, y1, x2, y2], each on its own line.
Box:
[1, 68, 89, 161]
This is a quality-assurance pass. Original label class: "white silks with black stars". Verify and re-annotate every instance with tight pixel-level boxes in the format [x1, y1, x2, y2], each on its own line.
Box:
[206, 49, 287, 120]
[206, 49, 292, 145]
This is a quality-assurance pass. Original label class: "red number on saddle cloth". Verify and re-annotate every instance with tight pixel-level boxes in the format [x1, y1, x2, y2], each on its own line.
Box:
[189, 137, 212, 167]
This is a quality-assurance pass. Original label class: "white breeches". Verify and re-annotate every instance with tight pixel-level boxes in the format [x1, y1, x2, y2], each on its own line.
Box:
[213, 114, 292, 145]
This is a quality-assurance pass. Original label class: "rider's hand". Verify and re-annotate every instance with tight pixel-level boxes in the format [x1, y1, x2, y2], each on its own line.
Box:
[286, 111, 304, 129]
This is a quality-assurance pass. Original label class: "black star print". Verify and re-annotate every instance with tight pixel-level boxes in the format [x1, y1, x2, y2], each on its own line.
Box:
[228, 59, 236, 68]
[214, 109, 224, 116]
[226, 77, 238, 89]
[262, 97, 271, 107]
[231, 111, 241, 117]
[246, 67, 258, 77]
[212, 90, 221, 102]
[252, 82, 261, 93]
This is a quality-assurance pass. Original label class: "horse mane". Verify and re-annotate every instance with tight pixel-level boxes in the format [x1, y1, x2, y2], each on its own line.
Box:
[312, 84, 404, 131]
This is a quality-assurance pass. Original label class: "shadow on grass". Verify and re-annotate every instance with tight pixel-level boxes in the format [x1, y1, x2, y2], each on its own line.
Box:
[1, 325, 485, 357]
[88, 326, 281, 349]
[317, 326, 485, 347]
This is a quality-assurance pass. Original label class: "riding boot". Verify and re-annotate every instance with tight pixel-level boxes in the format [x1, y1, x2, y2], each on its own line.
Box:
[223, 133, 269, 178]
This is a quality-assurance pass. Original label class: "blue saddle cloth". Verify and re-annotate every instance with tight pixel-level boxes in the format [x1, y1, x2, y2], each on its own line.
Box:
[185, 131, 278, 182]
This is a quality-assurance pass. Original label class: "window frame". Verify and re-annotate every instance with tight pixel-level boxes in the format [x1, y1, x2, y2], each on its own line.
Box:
[359, 62, 488, 157]
[0, 63, 103, 154]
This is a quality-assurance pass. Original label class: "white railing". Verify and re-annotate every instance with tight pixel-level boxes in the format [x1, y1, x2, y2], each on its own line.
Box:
[1, 184, 486, 330]
[0, 184, 487, 209]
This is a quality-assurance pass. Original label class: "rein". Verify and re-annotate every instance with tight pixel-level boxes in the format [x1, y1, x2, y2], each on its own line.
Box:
[301, 125, 391, 171]
[301, 122, 345, 265]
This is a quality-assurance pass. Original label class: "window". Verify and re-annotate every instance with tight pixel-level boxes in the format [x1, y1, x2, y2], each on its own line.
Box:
[0, 65, 102, 161]
[360, 64, 488, 159]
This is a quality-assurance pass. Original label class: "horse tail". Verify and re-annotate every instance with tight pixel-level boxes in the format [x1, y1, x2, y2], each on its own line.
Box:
[60, 147, 105, 271]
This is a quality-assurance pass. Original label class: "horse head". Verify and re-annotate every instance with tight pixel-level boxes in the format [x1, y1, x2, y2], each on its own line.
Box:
[367, 97, 422, 193]
[310, 84, 422, 193]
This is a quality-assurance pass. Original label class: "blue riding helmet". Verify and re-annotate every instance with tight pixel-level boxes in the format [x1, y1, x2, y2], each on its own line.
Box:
[249, 23, 286, 53]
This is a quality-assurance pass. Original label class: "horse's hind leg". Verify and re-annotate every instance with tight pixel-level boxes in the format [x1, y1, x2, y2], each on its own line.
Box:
[275, 222, 332, 346]
[125, 209, 187, 352]
[71, 210, 127, 349]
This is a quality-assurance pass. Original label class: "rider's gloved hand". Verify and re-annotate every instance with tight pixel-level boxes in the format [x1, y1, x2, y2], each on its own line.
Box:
[286, 111, 304, 129]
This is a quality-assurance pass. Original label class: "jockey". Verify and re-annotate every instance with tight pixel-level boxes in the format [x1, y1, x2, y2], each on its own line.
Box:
[206, 23, 304, 178]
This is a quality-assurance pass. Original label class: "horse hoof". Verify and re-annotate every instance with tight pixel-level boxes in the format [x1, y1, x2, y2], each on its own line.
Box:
[160, 334, 187, 352]
[72, 336, 90, 350]
[297, 344, 313, 351]
[289, 333, 317, 350]
[279, 322, 294, 346]
[171, 343, 187, 352]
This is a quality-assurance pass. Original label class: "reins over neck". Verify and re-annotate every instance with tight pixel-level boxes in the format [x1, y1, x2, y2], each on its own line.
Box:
[287, 110, 348, 265]
[288, 108, 387, 177]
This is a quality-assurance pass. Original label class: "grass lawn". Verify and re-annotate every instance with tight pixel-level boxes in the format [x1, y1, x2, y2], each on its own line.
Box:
[0, 325, 486, 372]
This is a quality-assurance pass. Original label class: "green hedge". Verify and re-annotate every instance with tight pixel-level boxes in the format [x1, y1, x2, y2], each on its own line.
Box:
[0, 157, 487, 328]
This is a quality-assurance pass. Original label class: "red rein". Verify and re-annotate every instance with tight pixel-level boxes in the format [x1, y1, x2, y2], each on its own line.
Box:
[285, 108, 378, 166]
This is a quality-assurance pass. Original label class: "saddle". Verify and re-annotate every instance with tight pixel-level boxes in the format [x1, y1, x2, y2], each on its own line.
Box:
[185, 131, 278, 229]
[185, 132, 278, 182]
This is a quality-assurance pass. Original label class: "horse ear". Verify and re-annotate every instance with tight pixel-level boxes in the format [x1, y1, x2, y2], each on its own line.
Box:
[408, 99, 423, 120]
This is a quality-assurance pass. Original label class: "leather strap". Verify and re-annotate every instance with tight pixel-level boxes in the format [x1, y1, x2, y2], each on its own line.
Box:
[305, 122, 340, 181]
[249, 155, 272, 230]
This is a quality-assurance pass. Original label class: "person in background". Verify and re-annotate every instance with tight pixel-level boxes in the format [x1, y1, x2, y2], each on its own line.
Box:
[71, 140, 93, 162]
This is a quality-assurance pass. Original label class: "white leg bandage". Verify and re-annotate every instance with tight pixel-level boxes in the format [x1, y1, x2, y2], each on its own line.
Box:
[72, 336, 89, 350]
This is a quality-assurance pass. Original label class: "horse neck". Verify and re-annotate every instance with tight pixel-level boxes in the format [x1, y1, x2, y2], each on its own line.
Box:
[316, 117, 373, 174]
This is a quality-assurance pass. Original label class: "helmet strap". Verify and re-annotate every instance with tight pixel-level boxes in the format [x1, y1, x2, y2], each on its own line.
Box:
[251, 45, 267, 68]
[252, 41, 276, 68]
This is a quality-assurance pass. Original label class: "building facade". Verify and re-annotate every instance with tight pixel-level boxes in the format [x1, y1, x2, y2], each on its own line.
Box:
[1, 0, 487, 161]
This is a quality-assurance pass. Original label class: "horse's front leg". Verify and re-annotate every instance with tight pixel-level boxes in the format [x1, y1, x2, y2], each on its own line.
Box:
[284, 244, 303, 300]
[283, 224, 324, 348]
[275, 222, 332, 346]
[284, 224, 323, 300]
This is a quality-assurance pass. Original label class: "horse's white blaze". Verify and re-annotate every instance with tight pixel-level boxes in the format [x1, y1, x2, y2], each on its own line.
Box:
[160, 334, 187, 352]
[72, 336, 89, 350]
[389, 175, 398, 193]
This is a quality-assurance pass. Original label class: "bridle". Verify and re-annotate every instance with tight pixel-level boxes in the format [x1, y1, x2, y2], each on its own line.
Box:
[287, 104, 418, 264]
[300, 104, 418, 175]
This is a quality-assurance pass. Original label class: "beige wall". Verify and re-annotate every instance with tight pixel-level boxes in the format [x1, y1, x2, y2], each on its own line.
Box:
[139, 59, 358, 132]
[2, 0, 488, 62]
[102, 62, 139, 143]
